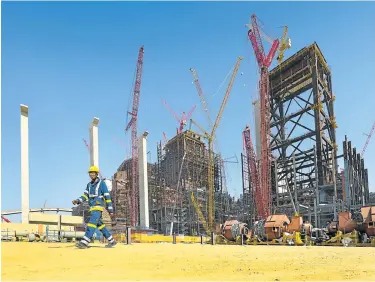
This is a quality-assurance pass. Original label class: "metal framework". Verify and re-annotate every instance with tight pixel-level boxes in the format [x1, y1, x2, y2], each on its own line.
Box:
[267, 42, 339, 225]
[125, 46, 145, 227]
[149, 130, 228, 235]
[342, 135, 370, 207]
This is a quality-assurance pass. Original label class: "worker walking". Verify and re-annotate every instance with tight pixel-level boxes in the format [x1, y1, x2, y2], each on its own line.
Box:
[72, 166, 117, 249]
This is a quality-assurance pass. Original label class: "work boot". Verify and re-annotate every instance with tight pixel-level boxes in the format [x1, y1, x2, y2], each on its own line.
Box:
[105, 240, 117, 248]
[75, 241, 89, 249]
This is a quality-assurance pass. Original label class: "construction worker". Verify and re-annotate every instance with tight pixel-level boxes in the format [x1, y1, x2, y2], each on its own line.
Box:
[72, 165, 117, 249]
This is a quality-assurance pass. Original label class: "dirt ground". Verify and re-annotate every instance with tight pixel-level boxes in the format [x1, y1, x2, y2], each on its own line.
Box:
[1, 242, 374, 281]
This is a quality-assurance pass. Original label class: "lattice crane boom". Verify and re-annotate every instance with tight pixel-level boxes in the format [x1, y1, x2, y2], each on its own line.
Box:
[207, 56, 243, 231]
[190, 68, 229, 201]
[190, 192, 210, 235]
[243, 125, 261, 219]
[277, 26, 291, 65]
[247, 14, 280, 219]
[125, 45, 144, 226]
[211, 57, 243, 138]
[162, 99, 196, 134]
[361, 120, 375, 157]
[190, 68, 213, 129]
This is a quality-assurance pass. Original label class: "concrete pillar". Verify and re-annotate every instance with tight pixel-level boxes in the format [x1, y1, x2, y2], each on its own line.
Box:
[20, 104, 30, 224]
[253, 100, 261, 159]
[138, 131, 149, 228]
[89, 117, 100, 168]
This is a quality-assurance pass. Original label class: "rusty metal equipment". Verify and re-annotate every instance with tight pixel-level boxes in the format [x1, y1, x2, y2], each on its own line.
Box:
[338, 211, 358, 234]
[263, 214, 290, 241]
[361, 206, 375, 237]
[219, 220, 250, 241]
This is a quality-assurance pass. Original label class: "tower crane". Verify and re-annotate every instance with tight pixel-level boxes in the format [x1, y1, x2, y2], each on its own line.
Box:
[190, 67, 230, 225]
[361, 120, 375, 157]
[125, 46, 145, 227]
[190, 56, 243, 233]
[247, 14, 280, 219]
[161, 99, 196, 134]
[276, 26, 291, 65]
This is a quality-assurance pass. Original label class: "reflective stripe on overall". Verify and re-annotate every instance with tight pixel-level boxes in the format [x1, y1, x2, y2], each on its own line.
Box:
[89, 180, 104, 212]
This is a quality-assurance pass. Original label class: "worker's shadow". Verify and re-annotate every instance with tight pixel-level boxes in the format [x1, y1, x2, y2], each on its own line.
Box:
[48, 245, 103, 248]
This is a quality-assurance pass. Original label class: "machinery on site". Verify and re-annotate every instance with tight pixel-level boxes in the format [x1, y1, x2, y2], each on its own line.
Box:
[215, 220, 251, 243]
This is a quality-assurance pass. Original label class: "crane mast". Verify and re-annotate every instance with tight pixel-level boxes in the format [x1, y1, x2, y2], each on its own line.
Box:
[361, 120, 375, 157]
[125, 46, 144, 227]
[190, 68, 229, 223]
[247, 14, 279, 219]
[243, 125, 260, 219]
[207, 56, 243, 231]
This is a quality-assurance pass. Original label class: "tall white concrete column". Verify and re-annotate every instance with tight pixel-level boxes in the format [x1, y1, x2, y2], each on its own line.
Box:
[138, 131, 149, 228]
[89, 117, 100, 168]
[253, 100, 261, 159]
[20, 104, 30, 224]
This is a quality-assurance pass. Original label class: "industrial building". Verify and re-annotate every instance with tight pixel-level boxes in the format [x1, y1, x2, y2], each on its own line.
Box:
[109, 130, 241, 236]
[242, 42, 370, 228]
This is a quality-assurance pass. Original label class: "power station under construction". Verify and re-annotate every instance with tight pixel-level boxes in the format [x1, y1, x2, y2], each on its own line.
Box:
[2, 13, 375, 249]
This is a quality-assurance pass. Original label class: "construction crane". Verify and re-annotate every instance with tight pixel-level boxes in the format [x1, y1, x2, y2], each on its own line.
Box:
[276, 26, 291, 65]
[191, 56, 242, 232]
[162, 132, 168, 147]
[242, 125, 260, 219]
[190, 192, 210, 234]
[190, 67, 230, 224]
[162, 99, 196, 134]
[361, 120, 375, 157]
[1, 215, 11, 223]
[112, 136, 130, 159]
[125, 46, 145, 227]
[190, 68, 213, 129]
[247, 14, 280, 219]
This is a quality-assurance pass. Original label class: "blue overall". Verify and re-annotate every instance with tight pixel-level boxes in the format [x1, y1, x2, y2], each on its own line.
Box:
[76, 178, 115, 244]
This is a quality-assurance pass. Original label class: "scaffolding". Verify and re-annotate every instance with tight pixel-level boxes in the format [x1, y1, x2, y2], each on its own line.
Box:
[265, 42, 338, 226]
[150, 130, 227, 235]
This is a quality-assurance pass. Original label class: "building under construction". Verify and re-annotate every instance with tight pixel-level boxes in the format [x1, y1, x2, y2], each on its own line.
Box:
[109, 129, 235, 235]
[149, 130, 231, 235]
[242, 42, 370, 228]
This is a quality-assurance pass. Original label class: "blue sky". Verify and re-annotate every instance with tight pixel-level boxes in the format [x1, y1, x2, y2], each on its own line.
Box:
[2, 1, 375, 221]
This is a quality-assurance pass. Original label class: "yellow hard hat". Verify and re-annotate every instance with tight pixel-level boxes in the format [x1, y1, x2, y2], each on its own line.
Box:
[88, 165, 99, 173]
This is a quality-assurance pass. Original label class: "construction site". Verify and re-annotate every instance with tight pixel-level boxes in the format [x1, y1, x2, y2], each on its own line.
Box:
[2, 10, 375, 282]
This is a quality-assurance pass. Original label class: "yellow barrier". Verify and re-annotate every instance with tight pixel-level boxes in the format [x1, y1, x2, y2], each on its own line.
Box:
[111, 233, 211, 244]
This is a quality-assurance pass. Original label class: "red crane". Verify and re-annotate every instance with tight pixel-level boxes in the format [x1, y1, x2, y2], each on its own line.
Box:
[125, 46, 145, 227]
[162, 99, 196, 134]
[247, 14, 279, 219]
[361, 120, 375, 157]
[112, 135, 130, 159]
[1, 215, 11, 223]
[243, 125, 261, 220]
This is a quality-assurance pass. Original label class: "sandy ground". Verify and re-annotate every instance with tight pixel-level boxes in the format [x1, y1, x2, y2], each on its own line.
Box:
[1, 242, 375, 281]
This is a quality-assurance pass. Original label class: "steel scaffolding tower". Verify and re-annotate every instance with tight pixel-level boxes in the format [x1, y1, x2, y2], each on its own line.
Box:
[268, 42, 339, 226]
